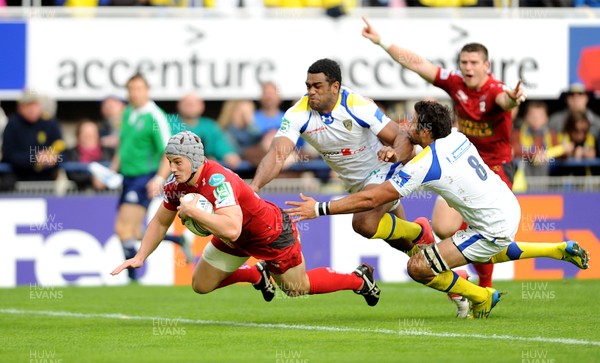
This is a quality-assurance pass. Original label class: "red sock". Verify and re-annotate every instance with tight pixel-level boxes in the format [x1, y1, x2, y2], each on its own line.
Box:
[306, 267, 363, 295]
[216, 264, 260, 289]
[473, 263, 494, 288]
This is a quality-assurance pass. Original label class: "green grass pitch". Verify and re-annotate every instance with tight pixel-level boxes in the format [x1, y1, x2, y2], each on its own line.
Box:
[2, 280, 599, 363]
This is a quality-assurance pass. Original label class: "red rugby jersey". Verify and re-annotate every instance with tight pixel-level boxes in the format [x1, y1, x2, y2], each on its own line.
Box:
[163, 160, 283, 246]
[434, 68, 513, 166]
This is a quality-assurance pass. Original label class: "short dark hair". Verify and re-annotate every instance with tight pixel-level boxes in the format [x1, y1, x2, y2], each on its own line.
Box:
[414, 100, 453, 139]
[126, 73, 149, 88]
[460, 43, 489, 62]
[307, 59, 342, 85]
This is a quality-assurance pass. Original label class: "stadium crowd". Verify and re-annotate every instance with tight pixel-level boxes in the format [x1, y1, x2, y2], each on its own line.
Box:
[0, 79, 599, 192]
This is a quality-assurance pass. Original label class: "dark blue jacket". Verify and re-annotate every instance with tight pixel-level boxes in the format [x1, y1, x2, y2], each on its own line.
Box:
[2, 114, 64, 181]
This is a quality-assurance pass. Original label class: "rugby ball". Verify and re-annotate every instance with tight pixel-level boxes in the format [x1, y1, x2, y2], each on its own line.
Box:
[181, 193, 214, 237]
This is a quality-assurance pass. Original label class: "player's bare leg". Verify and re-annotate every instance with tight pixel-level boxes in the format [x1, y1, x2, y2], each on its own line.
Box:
[353, 184, 433, 255]
[407, 239, 500, 319]
[191, 243, 274, 300]
[114, 203, 146, 281]
[431, 197, 464, 240]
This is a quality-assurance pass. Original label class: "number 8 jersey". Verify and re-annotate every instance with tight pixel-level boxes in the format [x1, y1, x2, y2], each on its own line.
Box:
[390, 130, 521, 241]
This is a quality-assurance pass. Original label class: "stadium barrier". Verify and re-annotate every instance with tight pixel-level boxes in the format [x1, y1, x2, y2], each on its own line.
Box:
[0, 192, 597, 287]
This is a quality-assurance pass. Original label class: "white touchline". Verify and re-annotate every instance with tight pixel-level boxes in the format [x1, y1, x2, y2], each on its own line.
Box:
[2, 308, 599, 347]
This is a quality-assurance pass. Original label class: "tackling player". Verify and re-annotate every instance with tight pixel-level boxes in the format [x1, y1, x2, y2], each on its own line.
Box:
[250, 58, 433, 257]
[285, 101, 589, 319]
[112, 131, 381, 306]
[361, 17, 527, 310]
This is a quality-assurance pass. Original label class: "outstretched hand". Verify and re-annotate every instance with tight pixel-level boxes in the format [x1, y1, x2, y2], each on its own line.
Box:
[507, 80, 527, 105]
[284, 193, 318, 222]
[361, 16, 381, 45]
[111, 257, 144, 276]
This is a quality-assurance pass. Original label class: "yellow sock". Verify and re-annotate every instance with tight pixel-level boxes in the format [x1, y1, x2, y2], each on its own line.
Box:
[371, 213, 422, 241]
[491, 242, 563, 264]
[426, 271, 488, 303]
[406, 245, 420, 257]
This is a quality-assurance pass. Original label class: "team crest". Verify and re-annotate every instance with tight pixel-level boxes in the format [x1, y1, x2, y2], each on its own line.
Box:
[343, 119, 353, 131]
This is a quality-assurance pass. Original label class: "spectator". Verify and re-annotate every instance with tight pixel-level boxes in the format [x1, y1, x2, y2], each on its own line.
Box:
[511, 101, 558, 178]
[254, 82, 285, 134]
[549, 83, 600, 137]
[2, 90, 64, 183]
[170, 93, 241, 170]
[98, 95, 125, 150]
[550, 112, 596, 176]
[218, 100, 265, 166]
[63, 120, 115, 191]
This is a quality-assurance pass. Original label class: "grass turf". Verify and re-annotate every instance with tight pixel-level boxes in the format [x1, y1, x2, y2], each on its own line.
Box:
[1, 279, 599, 363]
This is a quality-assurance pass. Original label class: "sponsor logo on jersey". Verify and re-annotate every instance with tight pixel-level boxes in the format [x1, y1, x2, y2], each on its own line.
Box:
[214, 182, 236, 208]
[343, 119, 353, 131]
[320, 114, 334, 125]
[391, 170, 412, 189]
[439, 69, 451, 80]
[280, 118, 290, 132]
[321, 145, 368, 158]
[459, 119, 494, 138]
[456, 90, 468, 103]
[209, 173, 225, 187]
[306, 126, 327, 135]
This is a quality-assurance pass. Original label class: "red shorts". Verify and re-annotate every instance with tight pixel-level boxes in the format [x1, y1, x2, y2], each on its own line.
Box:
[489, 161, 515, 190]
[211, 210, 303, 275]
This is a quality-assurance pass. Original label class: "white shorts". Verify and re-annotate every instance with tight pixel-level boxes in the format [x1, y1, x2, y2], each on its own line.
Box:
[201, 241, 248, 272]
[451, 227, 513, 263]
[360, 162, 403, 211]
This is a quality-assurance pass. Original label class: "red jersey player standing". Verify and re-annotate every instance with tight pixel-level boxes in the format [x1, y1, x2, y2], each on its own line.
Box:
[112, 131, 381, 306]
[361, 17, 526, 317]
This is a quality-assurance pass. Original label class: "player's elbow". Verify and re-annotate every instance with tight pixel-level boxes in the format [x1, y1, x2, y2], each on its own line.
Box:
[220, 226, 242, 242]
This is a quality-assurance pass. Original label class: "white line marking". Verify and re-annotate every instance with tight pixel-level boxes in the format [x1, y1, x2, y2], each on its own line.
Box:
[1, 308, 599, 347]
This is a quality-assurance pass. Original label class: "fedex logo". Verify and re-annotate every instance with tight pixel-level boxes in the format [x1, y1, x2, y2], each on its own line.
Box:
[0, 198, 173, 287]
[514, 195, 599, 280]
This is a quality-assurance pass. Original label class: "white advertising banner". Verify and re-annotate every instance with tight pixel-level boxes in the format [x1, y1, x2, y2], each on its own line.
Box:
[26, 17, 578, 100]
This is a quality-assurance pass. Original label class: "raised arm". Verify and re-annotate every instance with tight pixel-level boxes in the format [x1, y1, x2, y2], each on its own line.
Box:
[249, 136, 296, 192]
[496, 80, 527, 111]
[361, 16, 439, 84]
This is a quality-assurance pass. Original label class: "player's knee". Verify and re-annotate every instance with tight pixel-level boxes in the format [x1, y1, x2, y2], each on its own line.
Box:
[191, 277, 214, 295]
[352, 216, 376, 238]
[407, 255, 430, 283]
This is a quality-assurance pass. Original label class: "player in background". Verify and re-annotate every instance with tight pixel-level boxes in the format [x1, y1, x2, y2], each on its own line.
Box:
[361, 17, 527, 308]
[112, 131, 382, 306]
[107, 73, 172, 282]
[285, 101, 589, 319]
[250, 58, 433, 258]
